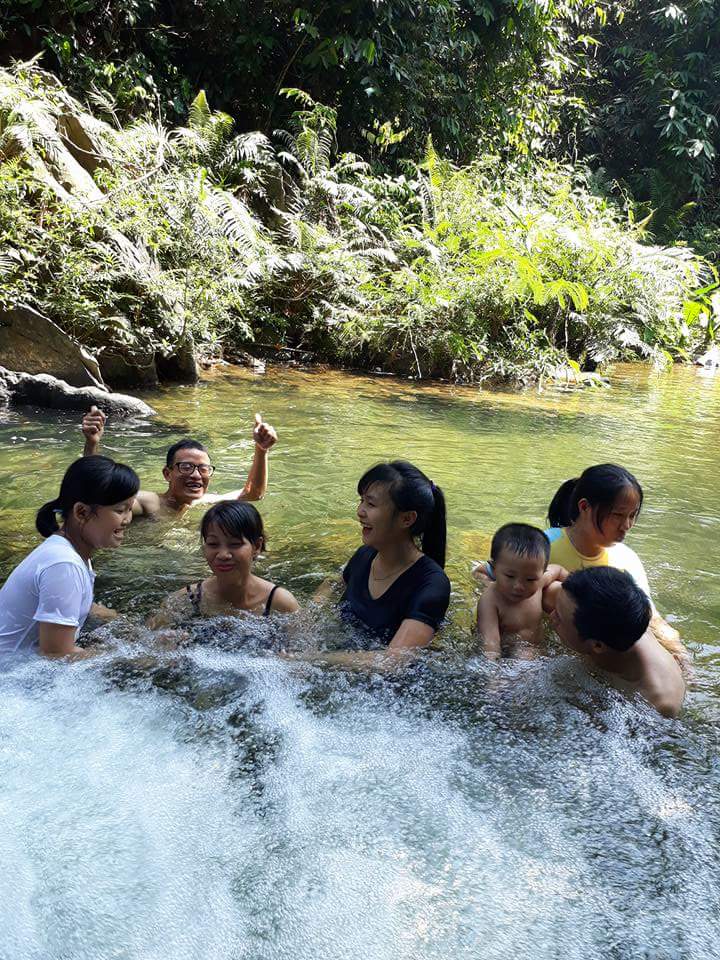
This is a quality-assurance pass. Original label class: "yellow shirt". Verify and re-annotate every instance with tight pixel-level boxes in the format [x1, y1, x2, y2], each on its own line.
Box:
[545, 527, 653, 601]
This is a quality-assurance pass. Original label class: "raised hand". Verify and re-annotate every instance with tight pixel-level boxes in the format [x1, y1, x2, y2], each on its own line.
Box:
[253, 412, 277, 451]
[82, 405, 106, 455]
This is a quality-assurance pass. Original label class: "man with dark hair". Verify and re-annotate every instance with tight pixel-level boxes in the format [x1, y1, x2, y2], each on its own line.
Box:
[546, 567, 686, 717]
[81, 407, 276, 518]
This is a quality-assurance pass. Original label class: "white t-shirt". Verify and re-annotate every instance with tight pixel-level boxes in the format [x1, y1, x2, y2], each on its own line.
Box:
[606, 542, 653, 602]
[0, 535, 95, 655]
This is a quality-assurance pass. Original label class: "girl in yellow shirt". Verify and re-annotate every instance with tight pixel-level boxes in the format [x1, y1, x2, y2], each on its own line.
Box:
[545, 463, 688, 666]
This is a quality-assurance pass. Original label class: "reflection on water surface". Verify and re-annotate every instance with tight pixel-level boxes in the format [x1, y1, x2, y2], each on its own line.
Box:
[1, 363, 719, 958]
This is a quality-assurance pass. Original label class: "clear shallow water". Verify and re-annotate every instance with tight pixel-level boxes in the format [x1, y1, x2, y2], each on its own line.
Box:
[1, 363, 720, 958]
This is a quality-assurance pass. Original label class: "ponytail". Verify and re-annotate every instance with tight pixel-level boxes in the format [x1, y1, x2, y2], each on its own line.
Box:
[36, 498, 62, 537]
[548, 464, 643, 530]
[423, 483, 447, 568]
[35, 456, 140, 538]
[357, 460, 448, 568]
[547, 478, 579, 528]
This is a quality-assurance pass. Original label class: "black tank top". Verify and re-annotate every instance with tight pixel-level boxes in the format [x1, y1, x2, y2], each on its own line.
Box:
[185, 582, 278, 616]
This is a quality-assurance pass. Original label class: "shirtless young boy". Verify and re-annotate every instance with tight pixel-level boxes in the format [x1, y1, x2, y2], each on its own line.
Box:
[81, 406, 277, 519]
[476, 523, 566, 659]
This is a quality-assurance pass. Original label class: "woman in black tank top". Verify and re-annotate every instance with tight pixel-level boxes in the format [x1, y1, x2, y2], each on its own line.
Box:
[150, 502, 298, 626]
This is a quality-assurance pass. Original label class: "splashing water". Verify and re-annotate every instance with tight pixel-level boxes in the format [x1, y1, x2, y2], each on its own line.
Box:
[1, 633, 719, 959]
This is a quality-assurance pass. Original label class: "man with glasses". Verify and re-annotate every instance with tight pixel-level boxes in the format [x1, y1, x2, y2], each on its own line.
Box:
[80, 406, 277, 518]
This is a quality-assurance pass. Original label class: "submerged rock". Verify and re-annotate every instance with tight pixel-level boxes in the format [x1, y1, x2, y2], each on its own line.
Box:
[0, 366, 155, 417]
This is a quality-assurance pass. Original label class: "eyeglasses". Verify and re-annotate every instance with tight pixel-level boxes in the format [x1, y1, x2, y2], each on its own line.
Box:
[173, 461, 215, 477]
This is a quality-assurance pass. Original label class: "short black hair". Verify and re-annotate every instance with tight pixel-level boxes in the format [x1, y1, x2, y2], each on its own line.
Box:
[165, 438, 208, 468]
[562, 567, 651, 652]
[491, 523, 550, 567]
[201, 501, 266, 551]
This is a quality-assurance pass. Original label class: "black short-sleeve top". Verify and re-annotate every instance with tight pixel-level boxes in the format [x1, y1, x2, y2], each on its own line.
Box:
[341, 546, 451, 644]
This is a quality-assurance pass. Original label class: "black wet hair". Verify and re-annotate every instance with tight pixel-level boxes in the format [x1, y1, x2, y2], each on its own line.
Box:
[562, 567, 651, 652]
[201, 501, 266, 551]
[36, 456, 140, 538]
[547, 463, 643, 530]
[491, 523, 550, 567]
[357, 460, 447, 568]
[165, 438, 209, 469]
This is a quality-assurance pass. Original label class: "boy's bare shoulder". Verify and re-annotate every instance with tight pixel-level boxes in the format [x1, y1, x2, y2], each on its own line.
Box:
[477, 582, 500, 609]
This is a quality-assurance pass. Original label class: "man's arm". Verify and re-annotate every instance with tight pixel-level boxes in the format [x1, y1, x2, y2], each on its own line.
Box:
[207, 413, 277, 502]
[541, 564, 568, 589]
[81, 406, 106, 456]
[542, 579, 563, 614]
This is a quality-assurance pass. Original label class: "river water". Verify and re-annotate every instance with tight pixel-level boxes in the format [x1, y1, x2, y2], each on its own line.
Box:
[1, 363, 719, 959]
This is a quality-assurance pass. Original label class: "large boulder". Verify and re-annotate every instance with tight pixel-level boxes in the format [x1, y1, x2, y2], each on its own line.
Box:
[98, 350, 159, 389]
[0, 367, 155, 418]
[0, 305, 104, 388]
[155, 336, 199, 383]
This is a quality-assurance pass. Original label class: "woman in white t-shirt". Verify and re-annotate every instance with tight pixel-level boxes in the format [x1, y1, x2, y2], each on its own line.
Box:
[0, 455, 139, 659]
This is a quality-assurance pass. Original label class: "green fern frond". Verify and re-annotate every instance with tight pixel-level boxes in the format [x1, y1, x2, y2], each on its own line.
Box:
[189, 90, 212, 134]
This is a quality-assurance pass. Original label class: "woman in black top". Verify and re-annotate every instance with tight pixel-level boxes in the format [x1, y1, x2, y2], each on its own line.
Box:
[150, 501, 299, 626]
[340, 460, 451, 650]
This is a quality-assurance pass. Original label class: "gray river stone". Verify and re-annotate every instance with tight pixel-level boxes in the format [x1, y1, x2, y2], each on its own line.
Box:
[0, 304, 104, 388]
[0, 366, 155, 418]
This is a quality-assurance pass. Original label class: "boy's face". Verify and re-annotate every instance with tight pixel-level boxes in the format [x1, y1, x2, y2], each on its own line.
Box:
[493, 549, 546, 603]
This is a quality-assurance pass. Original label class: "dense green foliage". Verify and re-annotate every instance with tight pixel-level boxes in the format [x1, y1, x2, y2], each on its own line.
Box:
[578, 2, 720, 215]
[0, 0, 595, 161]
[1, 66, 714, 384]
[2, 1, 719, 209]
[1, 3, 719, 383]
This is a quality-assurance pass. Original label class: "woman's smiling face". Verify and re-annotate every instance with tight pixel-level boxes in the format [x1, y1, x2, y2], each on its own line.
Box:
[356, 482, 415, 550]
[202, 521, 257, 576]
[76, 498, 135, 549]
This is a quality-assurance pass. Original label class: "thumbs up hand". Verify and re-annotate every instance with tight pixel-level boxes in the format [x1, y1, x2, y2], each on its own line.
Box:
[252, 412, 277, 451]
[82, 405, 106, 441]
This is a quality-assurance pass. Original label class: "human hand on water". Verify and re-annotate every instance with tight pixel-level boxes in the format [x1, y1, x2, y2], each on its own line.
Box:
[82, 405, 106, 442]
[472, 560, 493, 590]
[253, 412, 277, 451]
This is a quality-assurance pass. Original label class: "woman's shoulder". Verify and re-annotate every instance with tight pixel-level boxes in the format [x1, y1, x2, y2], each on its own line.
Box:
[343, 545, 375, 579]
[607, 541, 645, 567]
[414, 554, 451, 590]
[267, 586, 299, 614]
[29, 537, 93, 585]
[544, 527, 565, 544]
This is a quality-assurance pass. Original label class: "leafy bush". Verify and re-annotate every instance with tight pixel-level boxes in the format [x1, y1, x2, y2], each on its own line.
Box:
[0, 66, 716, 384]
